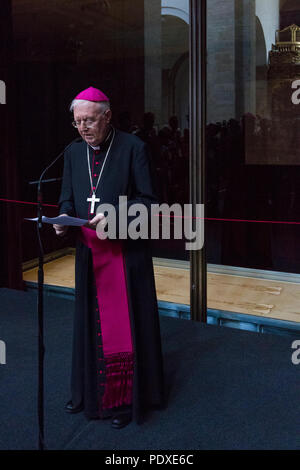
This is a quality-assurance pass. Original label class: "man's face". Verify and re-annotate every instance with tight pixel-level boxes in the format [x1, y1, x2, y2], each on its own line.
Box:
[73, 101, 112, 146]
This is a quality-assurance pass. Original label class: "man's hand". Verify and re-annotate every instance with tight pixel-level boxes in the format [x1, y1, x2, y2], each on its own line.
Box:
[85, 213, 107, 235]
[53, 213, 69, 237]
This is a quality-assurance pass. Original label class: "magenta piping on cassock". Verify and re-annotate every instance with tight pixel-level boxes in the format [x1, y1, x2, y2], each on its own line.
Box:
[80, 227, 134, 409]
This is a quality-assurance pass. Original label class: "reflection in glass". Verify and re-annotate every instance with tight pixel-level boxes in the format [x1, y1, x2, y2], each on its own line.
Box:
[206, 0, 300, 273]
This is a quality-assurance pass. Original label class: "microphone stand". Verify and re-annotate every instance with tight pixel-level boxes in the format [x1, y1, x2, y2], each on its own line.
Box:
[28, 138, 80, 450]
[36, 178, 44, 452]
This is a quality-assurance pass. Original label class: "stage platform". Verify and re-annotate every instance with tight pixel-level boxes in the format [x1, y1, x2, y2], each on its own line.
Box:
[0, 288, 299, 450]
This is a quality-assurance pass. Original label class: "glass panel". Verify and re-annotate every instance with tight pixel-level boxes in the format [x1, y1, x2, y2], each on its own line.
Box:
[11, 0, 192, 318]
[206, 0, 300, 324]
[11, 0, 190, 264]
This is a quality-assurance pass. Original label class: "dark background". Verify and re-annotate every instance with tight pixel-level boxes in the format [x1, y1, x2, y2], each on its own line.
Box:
[1, 0, 300, 291]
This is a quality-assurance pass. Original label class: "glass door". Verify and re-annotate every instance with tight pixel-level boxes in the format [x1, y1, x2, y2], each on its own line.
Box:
[206, 0, 300, 329]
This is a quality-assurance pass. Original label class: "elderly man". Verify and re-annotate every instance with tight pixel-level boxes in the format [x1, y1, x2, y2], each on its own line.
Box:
[54, 86, 164, 428]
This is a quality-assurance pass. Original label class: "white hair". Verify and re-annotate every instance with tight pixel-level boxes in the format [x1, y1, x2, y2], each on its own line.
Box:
[69, 99, 110, 113]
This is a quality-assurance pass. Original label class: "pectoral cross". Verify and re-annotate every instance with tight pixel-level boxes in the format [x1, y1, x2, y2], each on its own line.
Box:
[87, 194, 100, 214]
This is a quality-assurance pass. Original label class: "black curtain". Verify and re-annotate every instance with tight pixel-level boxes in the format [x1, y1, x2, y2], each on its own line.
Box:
[0, 0, 23, 289]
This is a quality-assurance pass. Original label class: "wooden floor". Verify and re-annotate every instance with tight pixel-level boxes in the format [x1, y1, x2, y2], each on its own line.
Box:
[23, 254, 300, 324]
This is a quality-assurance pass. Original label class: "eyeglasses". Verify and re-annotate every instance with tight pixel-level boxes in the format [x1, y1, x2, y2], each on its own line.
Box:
[72, 118, 98, 129]
[72, 111, 107, 129]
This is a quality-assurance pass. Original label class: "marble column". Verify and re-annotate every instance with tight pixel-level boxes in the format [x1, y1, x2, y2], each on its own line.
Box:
[207, 0, 236, 122]
[207, 0, 257, 122]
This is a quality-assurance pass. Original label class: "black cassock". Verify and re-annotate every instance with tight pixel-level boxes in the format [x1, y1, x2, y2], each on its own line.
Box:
[58, 128, 164, 423]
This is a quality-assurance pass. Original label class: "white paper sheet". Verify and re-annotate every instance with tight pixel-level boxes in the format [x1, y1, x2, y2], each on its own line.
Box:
[25, 215, 88, 226]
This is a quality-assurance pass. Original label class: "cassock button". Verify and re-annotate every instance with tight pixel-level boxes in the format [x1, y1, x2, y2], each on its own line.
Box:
[94, 173, 97, 177]
[95, 162, 99, 165]
[95, 150, 100, 155]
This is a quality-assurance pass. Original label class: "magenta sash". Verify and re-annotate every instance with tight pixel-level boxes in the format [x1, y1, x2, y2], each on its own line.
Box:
[80, 227, 134, 409]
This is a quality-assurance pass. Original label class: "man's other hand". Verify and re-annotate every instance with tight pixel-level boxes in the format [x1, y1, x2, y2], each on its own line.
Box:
[85, 213, 107, 231]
